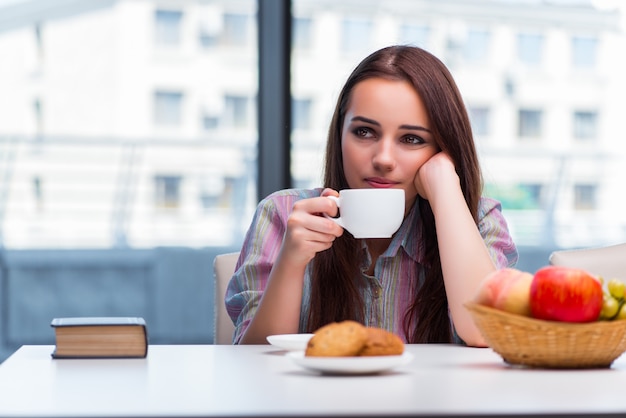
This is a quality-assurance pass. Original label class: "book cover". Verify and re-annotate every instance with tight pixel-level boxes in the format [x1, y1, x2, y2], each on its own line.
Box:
[50, 317, 148, 359]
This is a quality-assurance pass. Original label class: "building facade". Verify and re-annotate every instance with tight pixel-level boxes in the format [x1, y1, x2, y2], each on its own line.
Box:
[0, 0, 624, 250]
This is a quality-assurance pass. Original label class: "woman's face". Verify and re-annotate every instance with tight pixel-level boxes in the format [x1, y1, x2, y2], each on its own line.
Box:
[341, 77, 439, 213]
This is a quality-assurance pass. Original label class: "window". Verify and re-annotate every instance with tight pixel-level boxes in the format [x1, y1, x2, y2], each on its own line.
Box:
[292, 98, 312, 130]
[222, 13, 249, 46]
[469, 106, 490, 137]
[518, 109, 543, 139]
[198, 174, 225, 210]
[202, 114, 219, 130]
[154, 175, 182, 209]
[341, 18, 372, 54]
[573, 110, 598, 141]
[572, 36, 597, 69]
[398, 24, 430, 48]
[199, 28, 217, 48]
[293, 17, 313, 50]
[223, 95, 251, 128]
[154, 91, 183, 126]
[517, 32, 543, 66]
[154, 10, 182, 46]
[463, 29, 490, 64]
[574, 184, 597, 210]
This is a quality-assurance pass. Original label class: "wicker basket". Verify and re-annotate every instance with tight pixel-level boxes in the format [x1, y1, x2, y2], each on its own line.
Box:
[465, 302, 626, 369]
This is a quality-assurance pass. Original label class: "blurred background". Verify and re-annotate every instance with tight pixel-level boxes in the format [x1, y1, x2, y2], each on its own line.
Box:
[0, 0, 624, 361]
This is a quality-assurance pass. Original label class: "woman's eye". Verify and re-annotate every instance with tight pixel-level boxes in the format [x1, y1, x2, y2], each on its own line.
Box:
[353, 127, 374, 138]
[403, 135, 424, 145]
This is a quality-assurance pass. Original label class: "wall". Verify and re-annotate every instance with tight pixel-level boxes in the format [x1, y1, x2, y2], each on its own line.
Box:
[0, 245, 239, 362]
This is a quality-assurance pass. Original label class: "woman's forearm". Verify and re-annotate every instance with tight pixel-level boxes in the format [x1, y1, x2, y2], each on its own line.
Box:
[239, 252, 307, 344]
[430, 185, 495, 347]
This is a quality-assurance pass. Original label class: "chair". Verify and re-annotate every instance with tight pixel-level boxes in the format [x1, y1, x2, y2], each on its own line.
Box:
[213, 252, 239, 344]
[549, 243, 626, 281]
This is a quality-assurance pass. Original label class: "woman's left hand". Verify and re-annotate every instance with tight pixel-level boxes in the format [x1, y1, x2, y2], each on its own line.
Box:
[413, 152, 460, 202]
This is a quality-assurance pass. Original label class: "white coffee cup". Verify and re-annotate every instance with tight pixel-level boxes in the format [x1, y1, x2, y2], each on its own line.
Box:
[325, 189, 405, 238]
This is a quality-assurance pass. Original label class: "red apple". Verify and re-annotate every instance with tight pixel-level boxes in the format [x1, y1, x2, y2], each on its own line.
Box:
[474, 268, 533, 316]
[529, 266, 603, 323]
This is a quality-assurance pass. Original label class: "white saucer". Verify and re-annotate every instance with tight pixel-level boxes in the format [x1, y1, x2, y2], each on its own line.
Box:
[266, 333, 314, 351]
[286, 351, 413, 375]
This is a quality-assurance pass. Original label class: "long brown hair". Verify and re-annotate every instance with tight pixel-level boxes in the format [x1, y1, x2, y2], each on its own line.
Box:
[307, 45, 482, 343]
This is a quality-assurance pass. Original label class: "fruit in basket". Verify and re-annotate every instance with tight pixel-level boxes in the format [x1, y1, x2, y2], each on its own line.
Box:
[601, 294, 620, 319]
[530, 266, 603, 323]
[607, 278, 625, 300]
[600, 278, 626, 320]
[473, 268, 533, 316]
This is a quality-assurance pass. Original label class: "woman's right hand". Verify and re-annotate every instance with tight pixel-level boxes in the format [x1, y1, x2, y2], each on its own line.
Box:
[281, 188, 344, 266]
[239, 188, 345, 343]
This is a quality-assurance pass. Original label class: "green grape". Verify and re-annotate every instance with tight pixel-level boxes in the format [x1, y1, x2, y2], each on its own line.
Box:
[601, 295, 620, 320]
[616, 302, 626, 320]
[607, 279, 625, 300]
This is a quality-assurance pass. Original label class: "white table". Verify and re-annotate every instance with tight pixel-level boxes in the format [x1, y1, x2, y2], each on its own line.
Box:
[0, 344, 624, 417]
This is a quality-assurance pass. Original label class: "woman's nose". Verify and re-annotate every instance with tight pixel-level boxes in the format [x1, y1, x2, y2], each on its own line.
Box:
[372, 138, 396, 170]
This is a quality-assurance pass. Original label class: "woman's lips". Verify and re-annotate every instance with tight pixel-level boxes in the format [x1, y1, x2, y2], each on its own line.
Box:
[365, 178, 398, 188]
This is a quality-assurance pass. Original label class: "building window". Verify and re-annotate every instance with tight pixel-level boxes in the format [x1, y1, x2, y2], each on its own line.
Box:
[573, 110, 598, 141]
[572, 36, 597, 69]
[518, 109, 543, 139]
[463, 29, 490, 64]
[398, 24, 430, 48]
[202, 114, 219, 130]
[155, 10, 183, 46]
[341, 18, 372, 54]
[224, 95, 251, 128]
[154, 91, 183, 126]
[155, 175, 182, 209]
[292, 98, 312, 130]
[469, 106, 490, 137]
[198, 175, 225, 210]
[198, 7, 221, 49]
[199, 28, 218, 48]
[222, 13, 249, 47]
[293, 17, 313, 50]
[574, 184, 597, 210]
[517, 32, 543, 67]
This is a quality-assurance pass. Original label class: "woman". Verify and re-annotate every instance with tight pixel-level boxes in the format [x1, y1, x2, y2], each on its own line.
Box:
[225, 45, 518, 347]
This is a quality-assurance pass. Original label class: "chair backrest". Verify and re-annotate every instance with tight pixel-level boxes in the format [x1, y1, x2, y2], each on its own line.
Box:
[549, 243, 626, 281]
[213, 252, 239, 344]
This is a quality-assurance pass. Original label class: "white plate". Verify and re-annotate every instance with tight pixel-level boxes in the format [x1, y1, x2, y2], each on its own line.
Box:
[286, 351, 413, 375]
[266, 334, 314, 351]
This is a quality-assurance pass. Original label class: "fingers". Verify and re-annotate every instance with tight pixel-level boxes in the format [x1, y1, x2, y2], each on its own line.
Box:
[289, 198, 344, 239]
[292, 192, 339, 219]
[281, 194, 344, 265]
[415, 153, 459, 201]
[320, 188, 339, 198]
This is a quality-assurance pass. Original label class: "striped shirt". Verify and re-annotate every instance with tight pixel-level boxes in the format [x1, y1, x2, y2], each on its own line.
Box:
[225, 188, 518, 344]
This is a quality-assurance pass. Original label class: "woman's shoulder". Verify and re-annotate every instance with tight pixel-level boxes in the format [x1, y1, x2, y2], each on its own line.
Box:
[257, 188, 323, 213]
[478, 196, 503, 214]
[262, 187, 323, 203]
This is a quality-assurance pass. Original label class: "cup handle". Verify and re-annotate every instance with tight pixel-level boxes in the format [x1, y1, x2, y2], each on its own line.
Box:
[323, 195, 345, 229]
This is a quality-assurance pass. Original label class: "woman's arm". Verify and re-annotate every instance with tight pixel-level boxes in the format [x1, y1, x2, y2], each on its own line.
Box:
[237, 189, 343, 344]
[416, 153, 496, 347]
